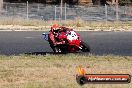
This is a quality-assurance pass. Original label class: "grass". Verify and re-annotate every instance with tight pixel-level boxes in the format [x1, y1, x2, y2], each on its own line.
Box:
[0, 17, 132, 31]
[0, 54, 132, 88]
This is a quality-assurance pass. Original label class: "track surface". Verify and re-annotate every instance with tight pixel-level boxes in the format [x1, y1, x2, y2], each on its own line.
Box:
[0, 31, 132, 56]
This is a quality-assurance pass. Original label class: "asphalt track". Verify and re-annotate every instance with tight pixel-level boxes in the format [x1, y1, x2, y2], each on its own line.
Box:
[0, 31, 132, 56]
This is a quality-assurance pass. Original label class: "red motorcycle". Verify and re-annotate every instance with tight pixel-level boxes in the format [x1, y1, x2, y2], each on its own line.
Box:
[42, 29, 90, 53]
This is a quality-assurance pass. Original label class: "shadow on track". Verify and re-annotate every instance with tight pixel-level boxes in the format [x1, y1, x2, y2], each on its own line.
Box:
[25, 52, 69, 55]
[25, 52, 84, 55]
[25, 52, 53, 55]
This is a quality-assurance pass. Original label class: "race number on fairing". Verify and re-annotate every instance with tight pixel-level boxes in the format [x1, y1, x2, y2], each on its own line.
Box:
[67, 31, 78, 41]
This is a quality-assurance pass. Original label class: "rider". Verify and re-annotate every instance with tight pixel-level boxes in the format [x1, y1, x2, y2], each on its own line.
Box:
[49, 23, 71, 46]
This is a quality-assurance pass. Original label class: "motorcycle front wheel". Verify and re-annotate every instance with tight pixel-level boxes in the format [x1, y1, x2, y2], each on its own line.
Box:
[80, 41, 90, 52]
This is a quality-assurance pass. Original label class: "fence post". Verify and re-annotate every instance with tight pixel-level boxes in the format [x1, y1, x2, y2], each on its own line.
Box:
[55, 6, 56, 21]
[26, 1, 29, 19]
[64, 3, 67, 21]
[105, 4, 108, 25]
[37, 3, 40, 11]
[124, 6, 127, 21]
[5, 3, 7, 12]
[60, 0, 63, 21]
[116, 0, 119, 22]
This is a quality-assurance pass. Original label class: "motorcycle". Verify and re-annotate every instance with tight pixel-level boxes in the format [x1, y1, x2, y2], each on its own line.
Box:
[42, 29, 90, 53]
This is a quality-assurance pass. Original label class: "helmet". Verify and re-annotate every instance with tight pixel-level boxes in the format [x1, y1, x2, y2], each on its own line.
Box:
[51, 24, 60, 31]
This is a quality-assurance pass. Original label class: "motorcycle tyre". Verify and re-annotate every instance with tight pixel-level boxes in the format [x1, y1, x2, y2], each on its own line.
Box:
[80, 41, 90, 52]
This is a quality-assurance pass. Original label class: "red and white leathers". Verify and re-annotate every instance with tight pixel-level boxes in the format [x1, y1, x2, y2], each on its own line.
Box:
[49, 24, 72, 46]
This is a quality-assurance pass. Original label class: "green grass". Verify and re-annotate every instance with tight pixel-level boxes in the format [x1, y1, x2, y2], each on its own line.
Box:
[0, 54, 132, 88]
